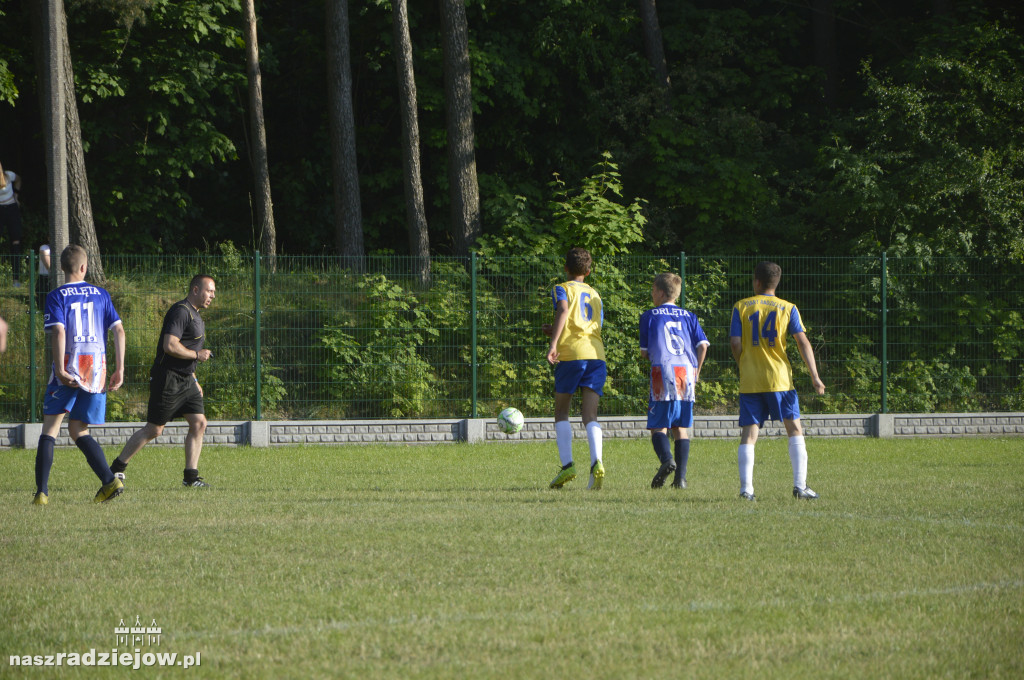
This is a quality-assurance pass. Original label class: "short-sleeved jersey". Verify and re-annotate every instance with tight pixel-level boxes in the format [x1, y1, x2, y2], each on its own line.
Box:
[44, 283, 122, 393]
[552, 280, 605, 361]
[640, 304, 709, 402]
[730, 294, 806, 393]
[152, 299, 206, 375]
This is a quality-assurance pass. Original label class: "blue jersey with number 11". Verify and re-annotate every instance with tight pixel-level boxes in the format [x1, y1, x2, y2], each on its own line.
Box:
[44, 283, 122, 393]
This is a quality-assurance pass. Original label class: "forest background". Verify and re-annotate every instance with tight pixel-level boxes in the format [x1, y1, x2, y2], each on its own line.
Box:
[0, 0, 1022, 264]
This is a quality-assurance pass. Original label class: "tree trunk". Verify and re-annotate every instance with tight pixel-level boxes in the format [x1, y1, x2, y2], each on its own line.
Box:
[61, 5, 104, 283]
[439, 0, 480, 258]
[325, 0, 364, 267]
[812, 0, 838, 109]
[393, 0, 430, 285]
[637, 0, 671, 97]
[244, 0, 276, 273]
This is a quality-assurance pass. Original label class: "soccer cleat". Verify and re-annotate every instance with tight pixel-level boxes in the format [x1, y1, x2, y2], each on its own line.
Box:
[739, 491, 756, 501]
[671, 479, 687, 489]
[94, 478, 124, 503]
[651, 460, 677, 488]
[549, 463, 576, 489]
[793, 486, 819, 499]
[32, 492, 48, 506]
[183, 477, 210, 488]
[588, 461, 605, 490]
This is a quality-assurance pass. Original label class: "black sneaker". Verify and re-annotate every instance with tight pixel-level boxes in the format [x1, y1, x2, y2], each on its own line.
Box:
[739, 491, 756, 501]
[793, 486, 819, 499]
[183, 477, 210, 488]
[651, 460, 676, 488]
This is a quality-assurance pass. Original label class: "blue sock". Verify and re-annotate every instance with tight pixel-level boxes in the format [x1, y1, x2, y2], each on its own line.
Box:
[651, 432, 672, 465]
[36, 435, 55, 495]
[76, 435, 114, 485]
[674, 439, 691, 482]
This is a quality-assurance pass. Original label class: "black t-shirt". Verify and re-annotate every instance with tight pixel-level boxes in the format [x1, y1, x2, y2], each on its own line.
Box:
[152, 299, 206, 375]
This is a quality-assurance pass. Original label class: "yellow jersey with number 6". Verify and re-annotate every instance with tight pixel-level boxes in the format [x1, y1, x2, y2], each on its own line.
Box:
[730, 294, 805, 393]
[552, 281, 605, 361]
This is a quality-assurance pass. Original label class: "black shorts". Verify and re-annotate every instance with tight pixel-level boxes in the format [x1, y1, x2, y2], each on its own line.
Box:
[147, 369, 204, 425]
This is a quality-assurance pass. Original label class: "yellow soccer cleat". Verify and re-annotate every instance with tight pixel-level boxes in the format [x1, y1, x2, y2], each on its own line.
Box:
[94, 478, 124, 503]
[588, 461, 604, 490]
[549, 463, 576, 489]
[32, 492, 48, 506]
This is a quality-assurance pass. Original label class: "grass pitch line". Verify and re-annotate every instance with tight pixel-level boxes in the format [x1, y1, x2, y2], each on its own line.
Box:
[168, 579, 1024, 643]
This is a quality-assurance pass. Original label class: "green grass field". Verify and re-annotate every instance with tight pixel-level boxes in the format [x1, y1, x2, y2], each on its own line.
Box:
[2, 436, 1022, 679]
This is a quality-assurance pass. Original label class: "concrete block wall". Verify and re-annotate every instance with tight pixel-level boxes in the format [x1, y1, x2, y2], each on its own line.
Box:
[1, 413, 1020, 448]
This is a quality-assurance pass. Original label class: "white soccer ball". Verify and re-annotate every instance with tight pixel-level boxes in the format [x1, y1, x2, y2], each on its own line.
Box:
[497, 407, 525, 435]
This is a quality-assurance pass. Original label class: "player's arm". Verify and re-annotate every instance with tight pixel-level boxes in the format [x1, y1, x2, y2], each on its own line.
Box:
[50, 324, 77, 388]
[695, 341, 709, 382]
[108, 322, 125, 391]
[162, 333, 212, 362]
[729, 308, 743, 364]
[0, 315, 7, 353]
[792, 331, 825, 395]
[546, 299, 569, 365]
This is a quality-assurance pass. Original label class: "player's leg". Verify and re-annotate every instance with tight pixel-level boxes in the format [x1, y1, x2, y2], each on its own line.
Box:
[69, 394, 124, 503]
[113, 369, 175, 479]
[783, 399, 818, 499]
[33, 411, 66, 504]
[580, 387, 604, 489]
[737, 393, 767, 500]
[550, 391, 576, 488]
[182, 412, 209, 487]
[671, 425, 689, 489]
[649, 423, 674, 489]
[112, 423, 164, 470]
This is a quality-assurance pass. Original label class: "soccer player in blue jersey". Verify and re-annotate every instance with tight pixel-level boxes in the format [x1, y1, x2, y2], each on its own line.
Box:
[730, 261, 825, 501]
[33, 245, 126, 505]
[542, 248, 606, 490]
[640, 273, 709, 489]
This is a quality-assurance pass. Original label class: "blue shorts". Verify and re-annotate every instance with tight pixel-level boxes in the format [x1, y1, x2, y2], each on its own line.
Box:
[738, 390, 800, 428]
[43, 383, 107, 425]
[554, 359, 606, 396]
[647, 401, 694, 430]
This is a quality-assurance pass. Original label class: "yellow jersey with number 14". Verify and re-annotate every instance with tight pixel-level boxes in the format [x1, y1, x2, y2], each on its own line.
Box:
[730, 294, 806, 393]
[552, 281, 605, 361]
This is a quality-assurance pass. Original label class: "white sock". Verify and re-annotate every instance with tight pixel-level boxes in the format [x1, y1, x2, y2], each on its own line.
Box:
[789, 435, 808, 489]
[738, 444, 755, 495]
[555, 420, 573, 467]
[585, 421, 603, 466]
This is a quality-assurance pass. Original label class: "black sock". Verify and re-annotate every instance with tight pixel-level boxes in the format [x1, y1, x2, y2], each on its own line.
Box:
[651, 432, 672, 466]
[36, 435, 55, 495]
[674, 439, 691, 482]
[184, 468, 199, 483]
[110, 458, 127, 474]
[76, 435, 114, 485]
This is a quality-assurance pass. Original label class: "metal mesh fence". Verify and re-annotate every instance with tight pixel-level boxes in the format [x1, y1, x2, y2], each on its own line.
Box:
[0, 252, 1019, 422]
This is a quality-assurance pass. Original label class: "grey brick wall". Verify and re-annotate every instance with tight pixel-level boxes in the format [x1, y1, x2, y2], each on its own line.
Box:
[2, 413, 1020, 448]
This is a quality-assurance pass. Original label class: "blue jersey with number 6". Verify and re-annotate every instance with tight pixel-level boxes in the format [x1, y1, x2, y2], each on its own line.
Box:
[552, 280, 605, 361]
[640, 304, 709, 402]
[730, 294, 804, 393]
[44, 283, 122, 393]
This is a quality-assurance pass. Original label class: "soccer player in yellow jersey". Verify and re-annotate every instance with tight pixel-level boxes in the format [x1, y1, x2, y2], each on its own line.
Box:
[542, 248, 606, 490]
[730, 261, 825, 501]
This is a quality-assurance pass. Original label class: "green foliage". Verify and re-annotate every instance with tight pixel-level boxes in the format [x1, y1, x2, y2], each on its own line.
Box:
[820, 20, 1024, 262]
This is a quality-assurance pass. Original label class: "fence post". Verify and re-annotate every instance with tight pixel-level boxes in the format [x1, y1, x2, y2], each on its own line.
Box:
[253, 250, 262, 421]
[679, 251, 686, 307]
[880, 252, 888, 414]
[28, 249, 38, 423]
[470, 252, 478, 418]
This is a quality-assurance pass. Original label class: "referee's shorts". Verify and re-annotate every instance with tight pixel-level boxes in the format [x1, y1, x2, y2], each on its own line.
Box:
[147, 368, 205, 425]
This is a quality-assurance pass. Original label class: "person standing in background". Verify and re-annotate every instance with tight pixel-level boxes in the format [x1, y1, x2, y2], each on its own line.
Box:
[0, 161, 24, 287]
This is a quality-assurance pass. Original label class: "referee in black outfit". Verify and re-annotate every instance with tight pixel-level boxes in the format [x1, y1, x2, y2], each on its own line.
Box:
[111, 274, 216, 487]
